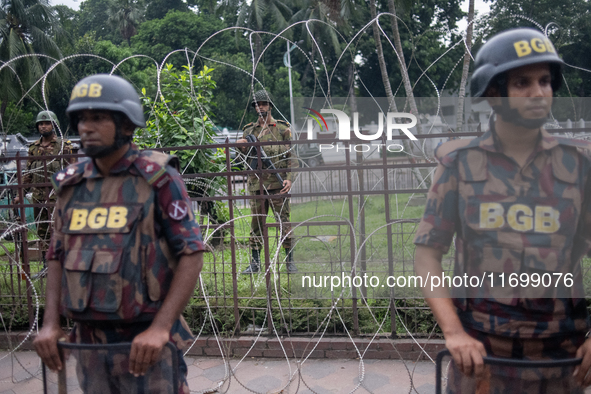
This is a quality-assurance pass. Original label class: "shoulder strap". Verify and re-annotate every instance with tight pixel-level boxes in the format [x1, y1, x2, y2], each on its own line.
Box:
[52, 160, 87, 191]
[134, 150, 181, 190]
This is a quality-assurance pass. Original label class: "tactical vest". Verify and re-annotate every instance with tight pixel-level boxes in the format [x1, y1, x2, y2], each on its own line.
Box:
[53, 151, 180, 321]
[441, 136, 591, 336]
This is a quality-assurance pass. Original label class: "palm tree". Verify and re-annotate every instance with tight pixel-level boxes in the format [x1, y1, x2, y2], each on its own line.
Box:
[0, 0, 66, 127]
[384, 0, 433, 188]
[232, 0, 293, 61]
[290, 0, 356, 94]
[369, 1, 428, 188]
[455, 0, 474, 133]
[108, 0, 145, 46]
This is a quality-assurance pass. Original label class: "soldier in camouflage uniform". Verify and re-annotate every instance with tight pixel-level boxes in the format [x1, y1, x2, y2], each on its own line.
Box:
[237, 90, 299, 274]
[414, 28, 591, 392]
[33, 74, 205, 394]
[14, 111, 72, 263]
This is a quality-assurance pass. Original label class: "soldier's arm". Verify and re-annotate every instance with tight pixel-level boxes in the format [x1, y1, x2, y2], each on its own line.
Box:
[33, 259, 67, 372]
[21, 146, 35, 186]
[413, 158, 486, 377]
[129, 252, 203, 376]
[279, 126, 297, 193]
[63, 142, 74, 165]
[237, 125, 252, 153]
[574, 163, 591, 386]
[15, 147, 35, 203]
[415, 245, 486, 378]
[129, 164, 205, 376]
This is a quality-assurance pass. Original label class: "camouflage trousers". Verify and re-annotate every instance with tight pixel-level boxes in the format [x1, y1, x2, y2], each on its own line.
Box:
[249, 189, 292, 250]
[69, 319, 192, 394]
[32, 194, 53, 252]
[446, 328, 586, 394]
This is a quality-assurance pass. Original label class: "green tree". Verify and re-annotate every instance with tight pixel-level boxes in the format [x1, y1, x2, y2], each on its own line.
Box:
[145, 0, 188, 20]
[132, 10, 230, 62]
[76, 0, 116, 41]
[0, 0, 67, 127]
[108, 0, 145, 46]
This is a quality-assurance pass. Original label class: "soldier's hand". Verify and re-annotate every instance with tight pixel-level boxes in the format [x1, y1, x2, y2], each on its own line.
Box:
[445, 329, 486, 378]
[280, 179, 292, 193]
[236, 138, 248, 153]
[574, 337, 591, 386]
[33, 325, 67, 372]
[129, 326, 170, 376]
[13, 196, 20, 204]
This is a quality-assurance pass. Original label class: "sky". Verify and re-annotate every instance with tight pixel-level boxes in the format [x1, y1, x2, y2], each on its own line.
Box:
[51, 0, 80, 10]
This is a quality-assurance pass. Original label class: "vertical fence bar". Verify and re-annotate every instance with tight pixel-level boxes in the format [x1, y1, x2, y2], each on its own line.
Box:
[382, 136, 397, 337]
[344, 142, 359, 335]
[356, 145, 367, 301]
[226, 138, 240, 335]
[16, 153, 33, 328]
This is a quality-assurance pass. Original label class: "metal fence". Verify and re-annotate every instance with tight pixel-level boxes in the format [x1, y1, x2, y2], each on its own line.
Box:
[1, 128, 590, 340]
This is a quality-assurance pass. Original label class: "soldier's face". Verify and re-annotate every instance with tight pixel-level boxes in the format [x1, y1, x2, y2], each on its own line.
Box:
[78, 110, 117, 148]
[77, 110, 133, 158]
[254, 102, 270, 117]
[37, 121, 53, 136]
[504, 63, 553, 119]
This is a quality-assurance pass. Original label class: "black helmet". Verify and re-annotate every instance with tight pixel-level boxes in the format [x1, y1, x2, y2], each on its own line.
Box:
[66, 74, 146, 131]
[470, 28, 564, 98]
[251, 90, 274, 108]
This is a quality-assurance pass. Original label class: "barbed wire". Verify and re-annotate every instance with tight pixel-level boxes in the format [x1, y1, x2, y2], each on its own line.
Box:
[0, 11, 590, 393]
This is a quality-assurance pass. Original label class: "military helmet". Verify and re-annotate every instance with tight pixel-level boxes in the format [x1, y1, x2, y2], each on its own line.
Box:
[251, 90, 274, 108]
[470, 28, 564, 98]
[35, 110, 59, 129]
[66, 74, 146, 130]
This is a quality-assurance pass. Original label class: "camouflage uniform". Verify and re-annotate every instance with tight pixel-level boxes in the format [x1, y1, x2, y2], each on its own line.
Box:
[414, 123, 591, 388]
[46, 145, 205, 394]
[23, 135, 72, 244]
[446, 327, 585, 393]
[242, 117, 298, 250]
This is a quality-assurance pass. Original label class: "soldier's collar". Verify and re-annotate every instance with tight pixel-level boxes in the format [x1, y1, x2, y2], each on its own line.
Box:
[38, 134, 58, 143]
[257, 117, 277, 128]
[479, 117, 558, 154]
[83, 144, 140, 179]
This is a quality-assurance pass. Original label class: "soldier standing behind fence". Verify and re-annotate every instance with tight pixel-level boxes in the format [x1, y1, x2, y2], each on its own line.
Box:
[236, 89, 299, 274]
[414, 28, 591, 392]
[14, 111, 72, 274]
[33, 74, 205, 394]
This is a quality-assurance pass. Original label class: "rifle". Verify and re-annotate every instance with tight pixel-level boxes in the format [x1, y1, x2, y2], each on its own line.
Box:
[245, 134, 284, 184]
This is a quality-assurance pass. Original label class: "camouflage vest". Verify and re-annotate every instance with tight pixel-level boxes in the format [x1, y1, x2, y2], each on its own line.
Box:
[53, 151, 180, 321]
[439, 131, 591, 337]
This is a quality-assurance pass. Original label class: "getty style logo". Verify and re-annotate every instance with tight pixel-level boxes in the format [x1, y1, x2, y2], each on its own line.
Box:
[303, 108, 418, 141]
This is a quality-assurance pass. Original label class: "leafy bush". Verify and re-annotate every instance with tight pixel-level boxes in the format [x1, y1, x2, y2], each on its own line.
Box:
[137, 64, 229, 242]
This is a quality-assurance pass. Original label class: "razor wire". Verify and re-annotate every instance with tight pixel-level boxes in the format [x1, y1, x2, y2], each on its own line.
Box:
[0, 10, 590, 394]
